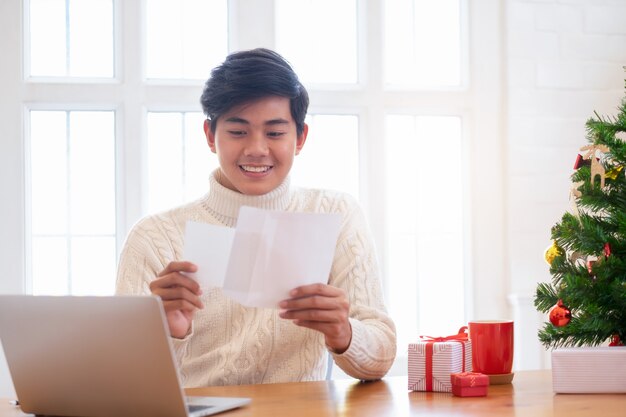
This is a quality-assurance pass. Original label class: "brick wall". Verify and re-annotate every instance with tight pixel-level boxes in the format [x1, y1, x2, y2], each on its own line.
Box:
[505, 0, 626, 369]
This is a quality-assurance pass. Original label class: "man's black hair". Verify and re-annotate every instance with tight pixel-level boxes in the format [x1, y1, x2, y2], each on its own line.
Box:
[200, 48, 309, 136]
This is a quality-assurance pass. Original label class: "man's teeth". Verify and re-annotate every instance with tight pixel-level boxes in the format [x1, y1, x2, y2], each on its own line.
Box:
[241, 165, 271, 173]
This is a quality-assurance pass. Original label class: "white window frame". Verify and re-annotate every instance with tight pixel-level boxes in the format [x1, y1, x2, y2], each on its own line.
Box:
[0, 0, 505, 365]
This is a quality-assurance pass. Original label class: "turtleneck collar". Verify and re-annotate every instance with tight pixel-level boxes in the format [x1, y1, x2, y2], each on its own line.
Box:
[201, 169, 292, 227]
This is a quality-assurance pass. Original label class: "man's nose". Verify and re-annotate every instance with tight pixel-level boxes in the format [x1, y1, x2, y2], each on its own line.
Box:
[244, 132, 269, 156]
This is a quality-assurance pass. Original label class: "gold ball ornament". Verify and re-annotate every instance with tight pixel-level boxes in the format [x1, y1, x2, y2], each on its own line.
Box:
[544, 240, 562, 266]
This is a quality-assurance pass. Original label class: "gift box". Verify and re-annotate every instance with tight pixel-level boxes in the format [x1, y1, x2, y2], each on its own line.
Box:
[552, 346, 626, 393]
[408, 327, 472, 392]
[451, 372, 488, 397]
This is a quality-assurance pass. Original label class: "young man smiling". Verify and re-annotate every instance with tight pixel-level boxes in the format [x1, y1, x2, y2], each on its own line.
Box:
[204, 95, 306, 196]
[116, 48, 396, 386]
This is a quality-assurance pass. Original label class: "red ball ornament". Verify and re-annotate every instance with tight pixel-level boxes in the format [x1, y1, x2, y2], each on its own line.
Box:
[549, 299, 571, 327]
[609, 334, 624, 346]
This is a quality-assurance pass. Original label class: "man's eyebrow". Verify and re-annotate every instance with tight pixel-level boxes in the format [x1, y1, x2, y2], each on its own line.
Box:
[223, 117, 289, 126]
[224, 116, 249, 124]
[265, 118, 290, 126]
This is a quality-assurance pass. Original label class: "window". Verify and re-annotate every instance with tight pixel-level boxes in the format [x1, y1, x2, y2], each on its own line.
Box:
[291, 115, 360, 199]
[146, 0, 228, 80]
[28, 111, 116, 295]
[385, 115, 465, 345]
[384, 0, 463, 87]
[28, 0, 114, 77]
[147, 112, 216, 213]
[275, 0, 358, 84]
[3, 0, 503, 374]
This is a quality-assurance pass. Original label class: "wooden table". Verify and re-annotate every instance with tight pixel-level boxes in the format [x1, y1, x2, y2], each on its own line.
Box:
[2, 370, 625, 416]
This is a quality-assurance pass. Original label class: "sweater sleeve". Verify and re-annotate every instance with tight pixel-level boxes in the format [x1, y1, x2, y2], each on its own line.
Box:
[115, 214, 192, 363]
[327, 196, 397, 380]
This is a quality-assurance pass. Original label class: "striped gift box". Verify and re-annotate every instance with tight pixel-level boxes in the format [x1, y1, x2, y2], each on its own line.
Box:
[408, 339, 472, 392]
[552, 347, 626, 393]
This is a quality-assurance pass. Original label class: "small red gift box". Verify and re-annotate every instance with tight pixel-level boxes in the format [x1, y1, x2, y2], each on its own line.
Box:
[451, 372, 489, 397]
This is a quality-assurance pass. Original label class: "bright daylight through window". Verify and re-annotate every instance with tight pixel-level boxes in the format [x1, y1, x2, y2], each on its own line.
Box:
[24, 0, 467, 361]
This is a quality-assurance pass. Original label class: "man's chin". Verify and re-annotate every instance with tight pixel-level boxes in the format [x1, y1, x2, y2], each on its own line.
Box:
[234, 180, 277, 196]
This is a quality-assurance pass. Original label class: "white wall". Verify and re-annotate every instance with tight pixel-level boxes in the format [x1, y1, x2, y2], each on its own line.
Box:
[505, 0, 626, 370]
[0, 0, 22, 400]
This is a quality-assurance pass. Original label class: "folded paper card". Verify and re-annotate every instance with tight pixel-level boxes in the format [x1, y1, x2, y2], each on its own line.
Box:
[183, 206, 342, 308]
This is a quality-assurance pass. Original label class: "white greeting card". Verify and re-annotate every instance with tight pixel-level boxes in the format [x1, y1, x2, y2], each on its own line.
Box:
[183, 206, 341, 308]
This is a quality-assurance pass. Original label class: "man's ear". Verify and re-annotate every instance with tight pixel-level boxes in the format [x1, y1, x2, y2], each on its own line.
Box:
[295, 123, 309, 155]
[204, 119, 217, 153]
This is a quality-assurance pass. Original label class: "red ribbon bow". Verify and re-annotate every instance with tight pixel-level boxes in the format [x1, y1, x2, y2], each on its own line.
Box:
[455, 372, 483, 387]
[420, 326, 469, 343]
[419, 327, 469, 392]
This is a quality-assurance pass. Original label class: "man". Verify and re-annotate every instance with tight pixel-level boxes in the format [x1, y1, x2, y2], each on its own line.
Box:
[116, 48, 396, 386]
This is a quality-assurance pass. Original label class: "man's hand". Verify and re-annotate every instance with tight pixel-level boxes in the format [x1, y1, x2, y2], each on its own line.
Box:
[150, 261, 204, 339]
[278, 283, 352, 354]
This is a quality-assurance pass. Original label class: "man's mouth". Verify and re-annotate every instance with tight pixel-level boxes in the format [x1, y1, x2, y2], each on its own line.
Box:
[240, 165, 272, 173]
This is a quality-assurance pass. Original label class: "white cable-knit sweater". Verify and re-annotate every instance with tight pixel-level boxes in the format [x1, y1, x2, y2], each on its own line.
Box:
[116, 171, 396, 387]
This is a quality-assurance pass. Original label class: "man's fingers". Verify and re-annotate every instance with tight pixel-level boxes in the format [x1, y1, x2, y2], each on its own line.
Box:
[157, 261, 198, 277]
[279, 308, 339, 322]
[162, 298, 203, 313]
[150, 273, 202, 295]
[280, 282, 349, 310]
[288, 283, 340, 299]
[279, 294, 343, 311]
[280, 284, 346, 310]
[278, 283, 352, 354]
[154, 285, 204, 309]
[289, 318, 353, 353]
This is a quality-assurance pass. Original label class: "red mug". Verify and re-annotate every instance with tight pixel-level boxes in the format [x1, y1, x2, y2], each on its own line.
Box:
[468, 320, 514, 375]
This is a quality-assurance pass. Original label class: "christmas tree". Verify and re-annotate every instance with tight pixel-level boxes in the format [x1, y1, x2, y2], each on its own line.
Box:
[534, 76, 626, 349]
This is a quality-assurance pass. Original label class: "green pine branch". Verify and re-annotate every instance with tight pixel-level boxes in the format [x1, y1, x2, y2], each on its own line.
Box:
[534, 73, 626, 349]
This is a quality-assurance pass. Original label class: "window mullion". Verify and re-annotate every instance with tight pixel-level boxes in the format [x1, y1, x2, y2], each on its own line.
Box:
[360, 0, 387, 288]
[230, 0, 276, 51]
[118, 0, 145, 246]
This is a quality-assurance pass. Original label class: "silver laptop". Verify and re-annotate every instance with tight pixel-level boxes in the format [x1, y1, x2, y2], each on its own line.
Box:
[0, 295, 250, 417]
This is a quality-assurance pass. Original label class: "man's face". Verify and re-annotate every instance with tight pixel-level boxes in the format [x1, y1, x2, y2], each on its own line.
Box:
[204, 96, 308, 196]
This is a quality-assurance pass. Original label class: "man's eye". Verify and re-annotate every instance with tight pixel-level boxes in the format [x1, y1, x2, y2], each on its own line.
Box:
[267, 131, 285, 138]
[228, 130, 246, 136]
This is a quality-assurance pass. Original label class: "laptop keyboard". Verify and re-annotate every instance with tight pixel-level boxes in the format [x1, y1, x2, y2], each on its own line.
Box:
[188, 404, 214, 413]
